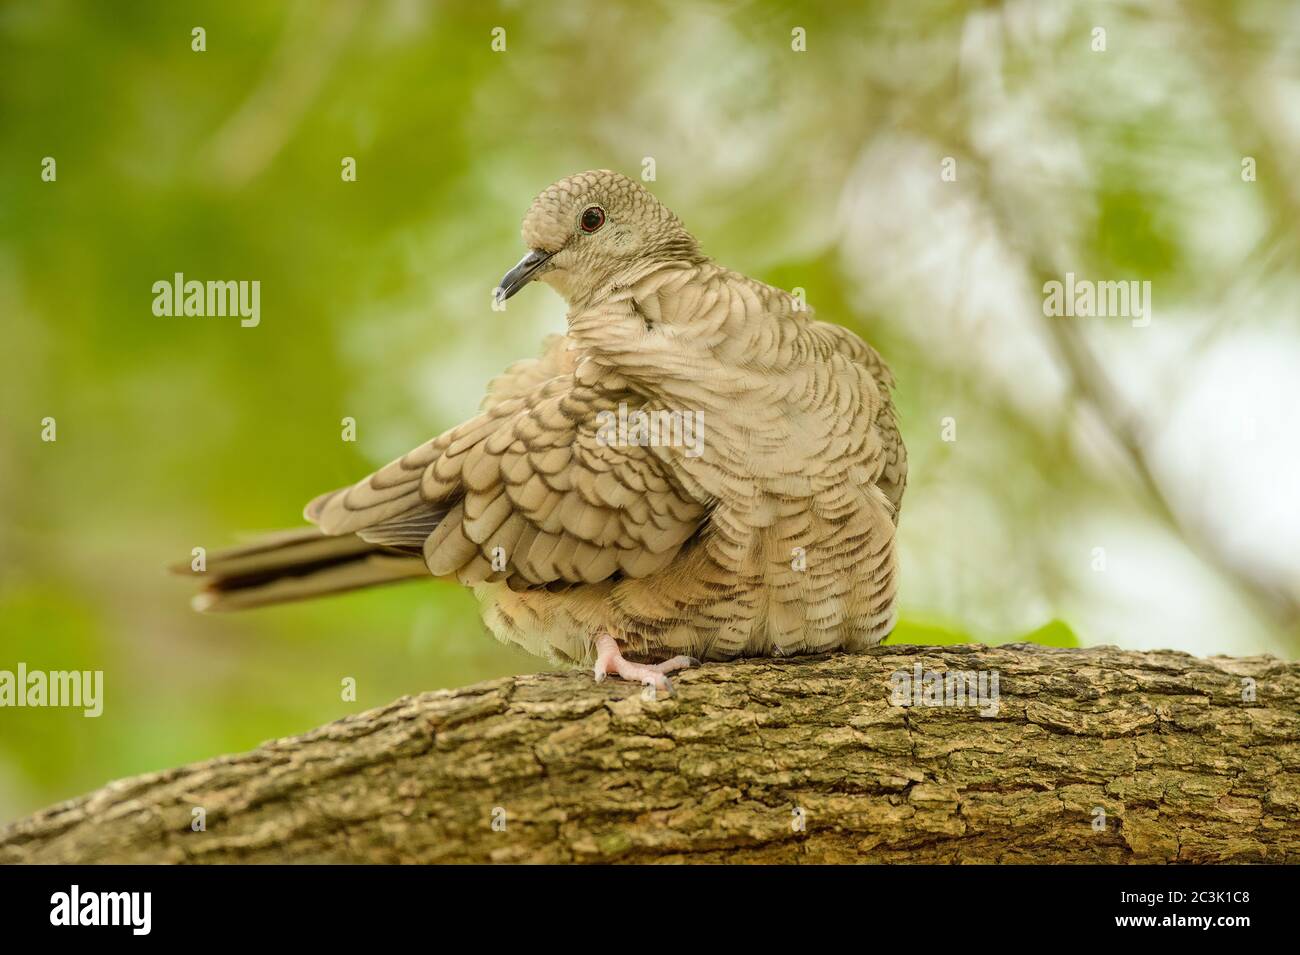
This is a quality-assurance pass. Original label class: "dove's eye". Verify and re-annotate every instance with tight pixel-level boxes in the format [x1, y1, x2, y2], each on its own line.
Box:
[579, 206, 606, 233]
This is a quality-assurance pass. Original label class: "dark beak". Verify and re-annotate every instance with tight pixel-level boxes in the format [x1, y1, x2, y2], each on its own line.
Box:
[495, 249, 553, 302]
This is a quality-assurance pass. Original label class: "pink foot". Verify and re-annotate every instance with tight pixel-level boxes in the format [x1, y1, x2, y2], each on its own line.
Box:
[592, 634, 699, 697]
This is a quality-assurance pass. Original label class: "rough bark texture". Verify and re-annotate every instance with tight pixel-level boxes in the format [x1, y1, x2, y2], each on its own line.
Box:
[2, 644, 1297, 864]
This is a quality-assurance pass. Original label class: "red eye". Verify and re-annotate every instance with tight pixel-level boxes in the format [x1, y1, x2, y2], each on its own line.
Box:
[580, 206, 605, 233]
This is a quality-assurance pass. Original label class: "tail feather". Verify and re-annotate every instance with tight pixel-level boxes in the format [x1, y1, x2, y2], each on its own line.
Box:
[175, 528, 428, 612]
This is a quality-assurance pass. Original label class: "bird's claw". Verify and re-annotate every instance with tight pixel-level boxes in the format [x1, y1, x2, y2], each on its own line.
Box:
[592, 634, 697, 697]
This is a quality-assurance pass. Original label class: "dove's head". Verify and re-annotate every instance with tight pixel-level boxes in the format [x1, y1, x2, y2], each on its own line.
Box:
[496, 170, 703, 305]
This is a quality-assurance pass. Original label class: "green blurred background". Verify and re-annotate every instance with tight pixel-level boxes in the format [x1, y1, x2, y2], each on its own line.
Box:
[2, 0, 1297, 821]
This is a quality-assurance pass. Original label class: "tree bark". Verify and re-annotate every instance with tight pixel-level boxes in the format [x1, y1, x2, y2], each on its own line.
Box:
[2, 644, 1297, 863]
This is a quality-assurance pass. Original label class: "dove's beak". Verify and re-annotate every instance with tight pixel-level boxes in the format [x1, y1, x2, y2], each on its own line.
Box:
[495, 249, 553, 302]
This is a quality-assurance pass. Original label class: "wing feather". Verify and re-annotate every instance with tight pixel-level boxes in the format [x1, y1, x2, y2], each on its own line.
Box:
[304, 347, 707, 588]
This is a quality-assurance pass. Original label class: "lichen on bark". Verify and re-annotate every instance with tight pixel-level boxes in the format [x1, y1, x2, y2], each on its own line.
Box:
[2, 644, 1296, 863]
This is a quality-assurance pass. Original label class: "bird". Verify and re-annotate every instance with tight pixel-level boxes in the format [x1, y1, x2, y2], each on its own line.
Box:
[182, 169, 907, 694]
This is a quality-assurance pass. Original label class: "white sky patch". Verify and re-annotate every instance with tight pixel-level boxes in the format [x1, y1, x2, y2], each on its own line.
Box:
[1153, 330, 1300, 588]
[836, 135, 1070, 423]
[1062, 514, 1276, 657]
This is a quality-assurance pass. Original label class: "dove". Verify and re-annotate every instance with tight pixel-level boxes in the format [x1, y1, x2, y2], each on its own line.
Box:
[184, 170, 907, 693]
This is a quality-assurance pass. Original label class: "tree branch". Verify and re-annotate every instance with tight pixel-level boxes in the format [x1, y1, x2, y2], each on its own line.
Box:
[2, 645, 1296, 863]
